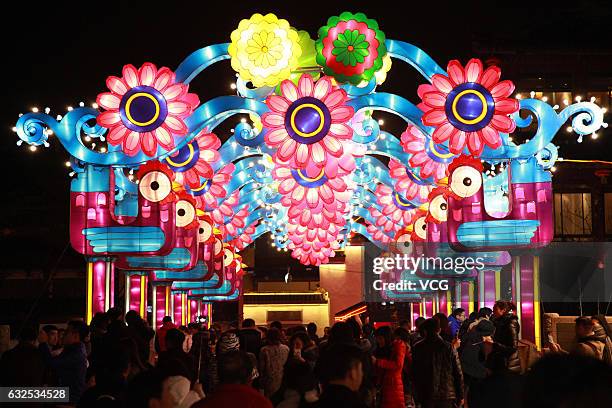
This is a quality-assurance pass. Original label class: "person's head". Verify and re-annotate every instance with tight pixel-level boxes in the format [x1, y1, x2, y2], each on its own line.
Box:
[217, 332, 240, 355]
[329, 321, 354, 345]
[187, 322, 199, 334]
[270, 320, 282, 331]
[421, 318, 441, 338]
[374, 325, 393, 348]
[18, 327, 37, 344]
[284, 359, 318, 394]
[125, 310, 142, 327]
[475, 319, 496, 337]
[433, 313, 449, 331]
[346, 317, 363, 341]
[575, 316, 595, 338]
[452, 308, 466, 322]
[106, 307, 123, 322]
[478, 307, 493, 320]
[493, 300, 515, 317]
[414, 316, 426, 332]
[165, 328, 185, 351]
[64, 320, 88, 345]
[398, 319, 411, 331]
[318, 344, 363, 392]
[307, 322, 317, 336]
[289, 332, 311, 352]
[242, 318, 255, 328]
[323, 326, 330, 336]
[90, 312, 109, 332]
[266, 327, 282, 345]
[42, 324, 59, 346]
[96, 344, 131, 384]
[162, 316, 173, 326]
[218, 350, 254, 385]
[394, 327, 410, 343]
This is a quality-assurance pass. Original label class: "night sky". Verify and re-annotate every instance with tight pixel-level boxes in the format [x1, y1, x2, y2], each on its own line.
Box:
[1, 0, 611, 272]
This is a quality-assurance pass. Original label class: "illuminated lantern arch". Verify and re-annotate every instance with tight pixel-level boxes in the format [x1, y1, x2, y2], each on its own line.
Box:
[13, 12, 607, 320]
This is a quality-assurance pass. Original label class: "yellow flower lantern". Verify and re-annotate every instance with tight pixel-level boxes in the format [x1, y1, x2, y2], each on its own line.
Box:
[228, 13, 301, 87]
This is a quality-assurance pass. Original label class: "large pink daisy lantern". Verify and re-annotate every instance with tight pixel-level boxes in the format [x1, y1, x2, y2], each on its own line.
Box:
[97, 63, 200, 157]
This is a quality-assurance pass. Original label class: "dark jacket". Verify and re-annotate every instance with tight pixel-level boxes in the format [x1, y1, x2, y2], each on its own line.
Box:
[0, 342, 48, 386]
[411, 335, 464, 403]
[40, 342, 88, 402]
[318, 384, 368, 408]
[491, 314, 521, 373]
[238, 327, 262, 357]
[157, 348, 197, 384]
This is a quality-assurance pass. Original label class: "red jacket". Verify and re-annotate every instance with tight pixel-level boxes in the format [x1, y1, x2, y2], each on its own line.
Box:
[156, 322, 176, 352]
[191, 384, 273, 408]
[376, 339, 406, 408]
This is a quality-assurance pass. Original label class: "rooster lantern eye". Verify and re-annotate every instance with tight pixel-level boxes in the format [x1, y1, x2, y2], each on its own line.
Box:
[429, 194, 448, 222]
[223, 248, 235, 268]
[197, 220, 212, 243]
[414, 216, 427, 240]
[175, 200, 195, 227]
[214, 238, 223, 257]
[391, 231, 413, 255]
[450, 165, 482, 198]
[139, 171, 172, 202]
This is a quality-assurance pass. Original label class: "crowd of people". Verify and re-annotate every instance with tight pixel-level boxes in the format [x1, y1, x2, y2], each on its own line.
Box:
[1, 300, 612, 407]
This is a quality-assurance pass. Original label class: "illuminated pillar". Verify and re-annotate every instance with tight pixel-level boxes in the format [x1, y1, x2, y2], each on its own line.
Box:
[172, 292, 187, 326]
[438, 291, 451, 317]
[152, 283, 171, 330]
[478, 269, 500, 309]
[455, 281, 475, 315]
[124, 272, 148, 319]
[86, 258, 115, 323]
[512, 255, 541, 348]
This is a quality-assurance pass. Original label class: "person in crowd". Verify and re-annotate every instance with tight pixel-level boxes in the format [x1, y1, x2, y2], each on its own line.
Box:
[155, 316, 176, 353]
[192, 350, 272, 408]
[317, 344, 367, 408]
[276, 356, 319, 408]
[77, 344, 130, 407]
[41, 324, 62, 355]
[549, 316, 606, 360]
[189, 325, 216, 394]
[127, 367, 202, 408]
[125, 310, 154, 365]
[521, 353, 612, 408]
[372, 326, 406, 408]
[462, 307, 493, 338]
[433, 313, 453, 343]
[347, 317, 371, 352]
[157, 328, 196, 384]
[238, 318, 262, 357]
[317, 321, 375, 407]
[591, 315, 612, 364]
[322, 326, 330, 342]
[270, 320, 288, 344]
[306, 322, 319, 345]
[410, 317, 426, 347]
[487, 300, 520, 373]
[178, 325, 192, 353]
[0, 327, 48, 386]
[39, 320, 89, 403]
[411, 318, 464, 408]
[459, 319, 496, 406]
[394, 327, 413, 408]
[259, 327, 289, 397]
[448, 308, 465, 338]
[288, 332, 318, 369]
